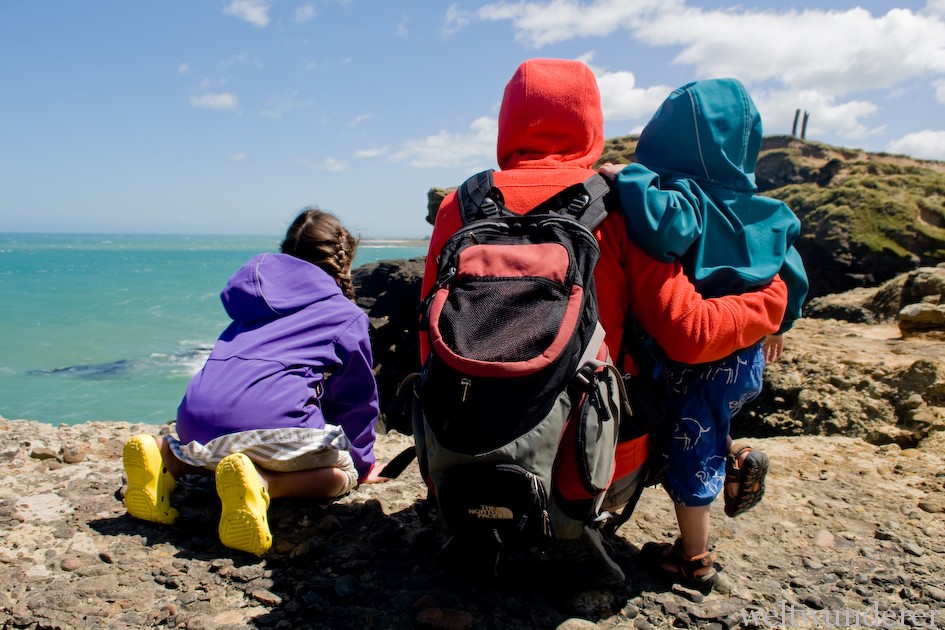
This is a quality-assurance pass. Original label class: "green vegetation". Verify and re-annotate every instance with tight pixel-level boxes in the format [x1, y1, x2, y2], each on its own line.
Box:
[773, 161, 945, 260]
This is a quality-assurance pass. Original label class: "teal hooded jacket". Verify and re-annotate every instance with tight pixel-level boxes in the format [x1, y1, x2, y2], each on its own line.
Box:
[613, 78, 808, 332]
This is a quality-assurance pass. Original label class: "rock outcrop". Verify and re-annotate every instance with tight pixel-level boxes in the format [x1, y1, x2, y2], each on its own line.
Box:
[353, 258, 425, 434]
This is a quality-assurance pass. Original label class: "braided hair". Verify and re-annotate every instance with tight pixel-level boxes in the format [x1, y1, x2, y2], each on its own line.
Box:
[281, 208, 359, 300]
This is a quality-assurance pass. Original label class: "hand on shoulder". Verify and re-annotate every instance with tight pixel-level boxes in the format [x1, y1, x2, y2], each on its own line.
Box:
[598, 162, 627, 180]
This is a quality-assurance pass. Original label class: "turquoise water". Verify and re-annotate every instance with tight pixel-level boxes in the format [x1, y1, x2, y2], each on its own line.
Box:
[0, 234, 427, 425]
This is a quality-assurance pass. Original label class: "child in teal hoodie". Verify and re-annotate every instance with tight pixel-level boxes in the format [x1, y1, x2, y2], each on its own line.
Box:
[600, 78, 808, 588]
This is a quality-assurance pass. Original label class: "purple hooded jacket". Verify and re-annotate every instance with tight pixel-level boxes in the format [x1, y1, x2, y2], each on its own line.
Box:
[176, 252, 378, 480]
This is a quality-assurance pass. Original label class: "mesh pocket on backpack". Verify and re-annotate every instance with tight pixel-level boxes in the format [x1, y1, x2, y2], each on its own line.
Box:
[437, 278, 569, 362]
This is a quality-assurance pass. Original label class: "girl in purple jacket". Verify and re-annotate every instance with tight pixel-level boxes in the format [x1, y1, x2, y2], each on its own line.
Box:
[122, 209, 382, 555]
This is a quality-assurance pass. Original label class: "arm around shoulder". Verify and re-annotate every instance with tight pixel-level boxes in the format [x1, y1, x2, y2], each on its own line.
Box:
[626, 240, 788, 364]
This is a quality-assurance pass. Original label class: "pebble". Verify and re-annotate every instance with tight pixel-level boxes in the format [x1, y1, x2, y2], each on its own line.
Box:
[61, 446, 88, 464]
[918, 497, 945, 513]
[803, 594, 825, 609]
[621, 603, 640, 619]
[29, 447, 58, 461]
[803, 558, 825, 570]
[556, 619, 598, 630]
[925, 585, 945, 602]
[670, 583, 704, 603]
[875, 528, 896, 541]
[814, 529, 835, 547]
[250, 589, 282, 606]
[59, 557, 82, 572]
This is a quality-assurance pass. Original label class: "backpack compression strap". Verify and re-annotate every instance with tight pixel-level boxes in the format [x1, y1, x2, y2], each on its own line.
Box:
[529, 173, 614, 232]
[457, 169, 505, 225]
[457, 171, 615, 230]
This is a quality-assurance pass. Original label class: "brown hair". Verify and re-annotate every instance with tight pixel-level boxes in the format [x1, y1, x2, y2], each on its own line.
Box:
[281, 208, 359, 300]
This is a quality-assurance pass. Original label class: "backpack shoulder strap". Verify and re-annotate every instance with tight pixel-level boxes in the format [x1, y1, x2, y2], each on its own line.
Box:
[529, 173, 615, 231]
[457, 169, 506, 226]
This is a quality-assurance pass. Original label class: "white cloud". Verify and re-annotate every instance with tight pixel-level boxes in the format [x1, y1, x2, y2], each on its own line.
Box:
[190, 92, 239, 111]
[643, 7, 945, 94]
[230, 153, 247, 162]
[477, 0, 669, 47]
[753, 89, 883, 140]
[178, 63, 190, 75]
[350, 114, 373, 126]
[935, 79, 945, 104]
[476, 2, 945, 97]
[395, 14, 410, 37]
[888, 130, 945, 160]
[295, 5, 316, 23]
[595, 69, 672, 122]
[314, 157, 348, 172]
[223, 0, 271, 27]
[443, 4, 472, 36]
[219, 52, 263, 70]
[392, 117, 497, 168]
[354, 147, 389, 158]
[925, 0, 945, 18]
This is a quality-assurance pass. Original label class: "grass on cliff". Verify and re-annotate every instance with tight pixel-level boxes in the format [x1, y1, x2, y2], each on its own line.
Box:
[772, 163, 945, 259]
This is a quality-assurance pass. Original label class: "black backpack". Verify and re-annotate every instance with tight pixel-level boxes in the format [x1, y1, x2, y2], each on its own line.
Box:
[411, 170, 655, 578]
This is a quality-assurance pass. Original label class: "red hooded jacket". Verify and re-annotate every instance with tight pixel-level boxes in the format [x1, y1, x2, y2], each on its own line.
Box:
[421, 59, 787, 372]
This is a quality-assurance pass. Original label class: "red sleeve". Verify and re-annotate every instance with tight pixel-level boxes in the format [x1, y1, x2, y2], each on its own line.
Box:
[419, 191, 463, 361]
[594, 214, 629, 364]
[625, 238, 788, 365]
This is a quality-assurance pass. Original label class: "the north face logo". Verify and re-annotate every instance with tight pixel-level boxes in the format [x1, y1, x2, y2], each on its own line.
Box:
[467, 505, 514, 520]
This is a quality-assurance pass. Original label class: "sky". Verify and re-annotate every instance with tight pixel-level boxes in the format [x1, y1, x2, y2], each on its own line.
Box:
[2, 0, 945, 239]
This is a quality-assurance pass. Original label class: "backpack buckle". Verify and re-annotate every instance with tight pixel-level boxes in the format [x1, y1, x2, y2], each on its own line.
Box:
[567, 193, 590, 216]
[574, 364, 596, 390]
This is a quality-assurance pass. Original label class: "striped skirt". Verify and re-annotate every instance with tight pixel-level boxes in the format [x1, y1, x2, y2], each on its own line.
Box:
[165, 424, 359, 492]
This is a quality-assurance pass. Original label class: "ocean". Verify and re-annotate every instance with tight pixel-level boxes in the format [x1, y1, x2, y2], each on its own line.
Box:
[0, 233, 428, 425]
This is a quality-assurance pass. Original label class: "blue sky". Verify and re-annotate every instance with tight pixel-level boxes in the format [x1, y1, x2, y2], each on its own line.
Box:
[2, 0, 944, 238]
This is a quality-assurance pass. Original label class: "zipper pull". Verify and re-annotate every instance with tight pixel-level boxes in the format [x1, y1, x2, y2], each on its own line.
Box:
[438, 266, 457, 289]
[459, 377, 472, 402]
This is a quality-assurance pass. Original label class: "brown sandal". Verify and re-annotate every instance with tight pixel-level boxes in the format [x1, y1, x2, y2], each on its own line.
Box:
[724, 443, 769, 518]
[639, 538, 718, 588]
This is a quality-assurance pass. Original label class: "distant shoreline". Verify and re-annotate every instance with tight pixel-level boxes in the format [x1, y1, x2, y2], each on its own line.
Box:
[360, 238, 429, 247]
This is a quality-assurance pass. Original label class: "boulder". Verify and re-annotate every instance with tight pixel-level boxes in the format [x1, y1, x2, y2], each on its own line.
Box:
[353, 258, 425, 434]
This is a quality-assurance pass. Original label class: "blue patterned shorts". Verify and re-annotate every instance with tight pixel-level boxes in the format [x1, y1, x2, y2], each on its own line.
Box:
[659, 342, 765, 506]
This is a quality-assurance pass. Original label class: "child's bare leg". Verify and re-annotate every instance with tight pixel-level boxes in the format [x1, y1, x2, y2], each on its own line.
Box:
[641, 501, 717, 586]
[258, 466, 349, 501]
[156, 435, 208, 479]
[675, 503, 711, 558]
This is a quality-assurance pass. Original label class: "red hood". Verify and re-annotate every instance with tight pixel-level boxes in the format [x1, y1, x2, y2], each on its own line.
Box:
[497, 58, 604, 171]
